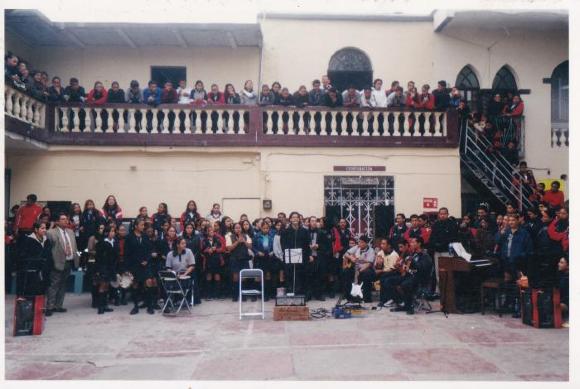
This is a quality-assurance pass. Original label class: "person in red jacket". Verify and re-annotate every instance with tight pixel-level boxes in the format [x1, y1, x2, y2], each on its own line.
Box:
[86, 81, 108, 105]
[14, 194, 43, 237]
[160, 81, 178, 104]
[548, 206, 568, 252]
[403, 214, 430, 245]
[543, 181, 565, 209]
[502, 95, 525, 117]
[207, 84, 225, 105]
[417, 84, 435, 110]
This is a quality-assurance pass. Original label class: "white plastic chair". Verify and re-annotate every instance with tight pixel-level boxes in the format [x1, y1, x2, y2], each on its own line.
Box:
[239, 269, 265, 320]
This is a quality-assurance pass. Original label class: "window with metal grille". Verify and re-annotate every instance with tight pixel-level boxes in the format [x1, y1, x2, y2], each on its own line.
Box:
[455, 65, 480, 90]
[492, 66, 518, 92]
[551, 61, 568, 124]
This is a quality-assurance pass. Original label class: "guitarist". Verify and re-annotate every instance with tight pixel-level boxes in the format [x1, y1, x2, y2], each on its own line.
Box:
[385, 237, 433, 314]
[342, 236, 376, 303]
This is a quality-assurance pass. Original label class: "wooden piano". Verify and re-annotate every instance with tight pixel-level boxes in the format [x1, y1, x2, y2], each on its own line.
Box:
[438, 256, 497, 314]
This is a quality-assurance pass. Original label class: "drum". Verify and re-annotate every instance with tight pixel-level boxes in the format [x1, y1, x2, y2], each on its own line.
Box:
[178, 274, 192, 290]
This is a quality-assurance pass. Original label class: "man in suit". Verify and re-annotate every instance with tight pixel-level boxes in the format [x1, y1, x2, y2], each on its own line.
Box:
[46, 213, 80, 316]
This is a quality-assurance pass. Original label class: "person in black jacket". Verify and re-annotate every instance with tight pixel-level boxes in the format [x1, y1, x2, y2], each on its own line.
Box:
[16, 222, 53, 297]
[281, 212, 311, 295]
[126, 219, 156, 315]
[389, 237, 433, 315]
[433, 80, 450, 110]
[94, 225, 118, 314]
[429, 207, 458, 294]
[305, 216, 327, 301]
[80, 199, 105, 250]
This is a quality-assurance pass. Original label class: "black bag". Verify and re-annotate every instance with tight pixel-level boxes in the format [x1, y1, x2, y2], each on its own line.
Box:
[521, 289, 533, 326]
[14, 298, 34, 336]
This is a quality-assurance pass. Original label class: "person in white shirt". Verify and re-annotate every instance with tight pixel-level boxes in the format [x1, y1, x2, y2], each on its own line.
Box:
[342, 236, 376, 302]
[375, 238, 401, 305]
[371, 79, 388, 108]
[206, 203, 223, 224]
[176, 79, 192, 104]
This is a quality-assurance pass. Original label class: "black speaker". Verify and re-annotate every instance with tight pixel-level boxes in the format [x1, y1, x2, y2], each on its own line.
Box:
[537, 290, 555, 328]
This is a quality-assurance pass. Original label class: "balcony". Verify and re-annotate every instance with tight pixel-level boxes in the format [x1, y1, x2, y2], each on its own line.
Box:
[5, 85, 459, 148]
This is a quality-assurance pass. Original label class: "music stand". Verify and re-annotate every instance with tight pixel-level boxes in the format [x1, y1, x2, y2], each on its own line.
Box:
[284, 249, 303, 296]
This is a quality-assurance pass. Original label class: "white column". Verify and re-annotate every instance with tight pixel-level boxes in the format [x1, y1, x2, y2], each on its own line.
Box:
[20, 95, 28, 120]
[330, 112, 338, 136]
[402, 112, 411, 137]
[238, 109, 245, 134]
[183, 109, 192, 134]
[276, 110, 284, 135]
[351, 112, 360, 136]
[287, 109, 295, 134]
[94, 108, 104, 133]
[106, 109, 115, 133]
[5, 88, 14, 115]
[128, 109, 137, 133]
[71, 108, 81, 132]
[226, 110, 235, 134]
[151, 109, 159, 133]
[61, 108, 69, 132]
[194, 110, 203, 134]
[297, 111, 305, 135]
[361, 111, 369, 136]
[161, 109, 170, 133]
[117, 109, 126, 133]
[265, 110, 274, 135]
[370, 111, 379, 137]
[12, 93, 21, 119]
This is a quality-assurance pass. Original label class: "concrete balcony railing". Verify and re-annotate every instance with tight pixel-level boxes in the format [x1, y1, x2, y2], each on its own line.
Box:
[5, 86, 46, 128]
[551, 122, 569, 148]
[5, 85, 459, 148]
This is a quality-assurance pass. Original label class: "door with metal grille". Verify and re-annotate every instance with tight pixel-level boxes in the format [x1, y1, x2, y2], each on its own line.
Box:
[324, 176, 394, 239]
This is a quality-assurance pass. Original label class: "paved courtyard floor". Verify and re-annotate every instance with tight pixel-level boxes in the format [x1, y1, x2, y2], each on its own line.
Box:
[4, 294, 569, 381]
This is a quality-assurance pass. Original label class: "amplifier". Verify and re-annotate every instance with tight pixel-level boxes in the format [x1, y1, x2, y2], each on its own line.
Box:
[275, 295, 305, 306]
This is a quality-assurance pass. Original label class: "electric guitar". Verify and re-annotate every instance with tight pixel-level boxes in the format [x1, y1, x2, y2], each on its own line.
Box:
[350, 268, 364, 299]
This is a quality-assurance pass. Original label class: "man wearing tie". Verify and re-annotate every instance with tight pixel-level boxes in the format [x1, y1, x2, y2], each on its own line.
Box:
[46, 213, 80, 316]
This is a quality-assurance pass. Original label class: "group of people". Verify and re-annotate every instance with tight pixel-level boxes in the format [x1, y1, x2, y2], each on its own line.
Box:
[6, 50, 523, 117]
[6, 187, 568, 321]
[469, 92, 525, 164]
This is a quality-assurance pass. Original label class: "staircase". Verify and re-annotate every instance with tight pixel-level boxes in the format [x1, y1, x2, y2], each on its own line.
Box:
[460, 123, 533, 211]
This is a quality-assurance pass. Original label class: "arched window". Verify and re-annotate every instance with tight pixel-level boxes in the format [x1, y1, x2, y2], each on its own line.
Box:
[327, 47, 373, 92]
[455, 65, 481, 113]
[492, 65, 518, 93]
[551, 60, 568, 124]
[455, 65, 480, 90]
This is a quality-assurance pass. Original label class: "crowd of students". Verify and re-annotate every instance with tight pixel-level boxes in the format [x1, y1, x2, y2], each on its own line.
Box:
[6, 187, 568, 322]
[5, 51, 525, 116]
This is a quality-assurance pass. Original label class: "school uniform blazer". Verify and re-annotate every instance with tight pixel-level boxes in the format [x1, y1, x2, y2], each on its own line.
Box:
[47, 227, 80, 271]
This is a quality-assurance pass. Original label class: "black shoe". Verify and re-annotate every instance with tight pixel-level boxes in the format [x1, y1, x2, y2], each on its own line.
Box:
[45, 309, 53, 317]
[103, 306, 113, 313]
[232, 296, 239, 302]
[194, 299, 202, 305]
[406, 308, 415, 315]
[121, 297, 128, 306]
[147, 307, 155, 314]
[130, 306, 139, 315]
[163, 306, 172, 314]
[139, 302, 147, 308]
[114, 298, 120, 307]
[390, 306, 407, 312]
[98, 307, 105, 314]
[54, 307, 67, 313]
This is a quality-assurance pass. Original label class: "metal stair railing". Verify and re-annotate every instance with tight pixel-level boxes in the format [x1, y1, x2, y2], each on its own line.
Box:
[460, 123, 533, 210]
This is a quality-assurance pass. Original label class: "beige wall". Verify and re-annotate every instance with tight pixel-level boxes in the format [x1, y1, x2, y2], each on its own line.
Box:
[26, 46, 260, 93]
[6, 146, 461, 220]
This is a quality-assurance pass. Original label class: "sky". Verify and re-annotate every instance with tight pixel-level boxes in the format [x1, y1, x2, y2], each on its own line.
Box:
[28, 0, 435, 24]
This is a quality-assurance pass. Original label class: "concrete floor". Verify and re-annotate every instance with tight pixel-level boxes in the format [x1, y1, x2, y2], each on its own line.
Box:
[4, 294, 569, 381]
